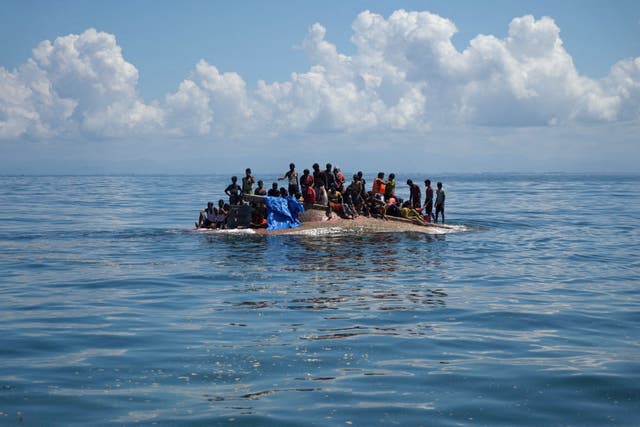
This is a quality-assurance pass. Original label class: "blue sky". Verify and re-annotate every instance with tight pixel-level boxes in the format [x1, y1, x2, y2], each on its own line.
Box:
[1, 0, 639, 173]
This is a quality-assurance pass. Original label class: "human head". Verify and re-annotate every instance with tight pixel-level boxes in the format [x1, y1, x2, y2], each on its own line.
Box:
[207, 201, 213, 207]
[377, 172, 384, 179]
[357, 171, 363, 179]
[312, 163, 320, 171]
[389, 173, 395, 179]
[272, 182, 278, 189]
[257, 180, 264, 187]
[231, 176, 237, 182]
[424, 179, 431, 186]
[245, 168, 251, 175]
[303, 168, 310, 175]
[406, 179, 413, 186]
[437, 181, 442, 189]
[289, 163, 295, 170]
[326, 163, 332, 171]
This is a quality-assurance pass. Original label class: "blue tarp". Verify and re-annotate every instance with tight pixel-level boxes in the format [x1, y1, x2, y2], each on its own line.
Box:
[263, 196, 305, 231]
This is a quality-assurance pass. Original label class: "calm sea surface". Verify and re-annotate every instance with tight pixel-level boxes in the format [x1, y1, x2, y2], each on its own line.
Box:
[0, 173, 638, 426]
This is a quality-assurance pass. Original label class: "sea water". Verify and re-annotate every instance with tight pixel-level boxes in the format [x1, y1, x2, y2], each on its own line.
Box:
[0, 173, 638, 426]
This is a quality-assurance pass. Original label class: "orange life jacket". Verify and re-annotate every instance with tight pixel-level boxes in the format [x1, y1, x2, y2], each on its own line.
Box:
[373, 178, 385, 195]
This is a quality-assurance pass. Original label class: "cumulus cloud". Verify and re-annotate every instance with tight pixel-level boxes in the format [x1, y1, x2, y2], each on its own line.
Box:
[0, 10, 638, 143]
[0, 28, 162, 140]
[164, 60, 252, 137]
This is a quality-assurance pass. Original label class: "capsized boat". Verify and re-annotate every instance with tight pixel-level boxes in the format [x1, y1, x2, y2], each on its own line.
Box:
[195, 193, 457, 235]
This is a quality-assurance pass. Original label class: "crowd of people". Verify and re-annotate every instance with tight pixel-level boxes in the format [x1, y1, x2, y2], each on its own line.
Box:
[196, 163, 446, 229]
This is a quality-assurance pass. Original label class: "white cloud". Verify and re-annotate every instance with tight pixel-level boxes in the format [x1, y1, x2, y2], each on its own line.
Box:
[0, 28, 162, 140]
[164, 60, 253, 137]
[0, 11, 638, 144]
[603, 57, 640, 121]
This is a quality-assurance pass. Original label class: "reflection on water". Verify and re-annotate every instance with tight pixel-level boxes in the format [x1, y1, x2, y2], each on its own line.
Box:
[280, 233, 403, 274]
[195, 232, 449, 316]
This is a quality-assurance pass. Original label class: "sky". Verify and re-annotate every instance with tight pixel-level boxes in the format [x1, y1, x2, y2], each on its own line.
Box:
[0, 0, 639, 174]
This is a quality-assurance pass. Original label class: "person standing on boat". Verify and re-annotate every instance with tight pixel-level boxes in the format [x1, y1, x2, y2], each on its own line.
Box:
[423, 179, 434, 223]
[384, 173, 396, 201]
[300, 169, 313, 193]
[324, 163, 336, 191]
[312, 163, 326, 195]
[372, 172, 386, 200]
[300, 169, 315, 204]
[254, 180, 267, 196]
[347, 174, 364, 214]
[435, 181, 446, 224]
[225, 176, 242, 205]
[241, 168, 255, 195]
[407, 179, 422, 210]
[356, 171, 367, 201]
[278, 163, 299, 196]
[316, 184, 329, 206]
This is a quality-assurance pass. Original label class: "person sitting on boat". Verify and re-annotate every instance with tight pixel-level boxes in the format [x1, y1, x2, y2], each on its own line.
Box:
[343, 190, 358, 218]
[385, 173, 396, 201]
[225, 176, 242, 205]
[372, 172, 386, 199]
[217, 199, 228, 214]
[217, 199, 229, 229]
[196, 201, 216, 229]
[242, 168, 255, 195]
[327, 184, 354, 219]
[333, 166, 345, 192]
[279, 187, 288, 198]
[363, 191, 384, 217]
[407, 179, 422, 210]
[251, 202, 267, 228]
[254, 180, 267, 196]
[267, 182, 280, 197]
[400, 201, 426, 225]
[214, 207, 226, 229]
[385, 196, 401, 217]
[278, 163, 299, 196]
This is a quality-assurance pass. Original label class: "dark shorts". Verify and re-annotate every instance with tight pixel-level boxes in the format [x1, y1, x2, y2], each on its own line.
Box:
[435, 204, 444, 214]
[425, 201, 433, 214]
[288, 184, 300, 196]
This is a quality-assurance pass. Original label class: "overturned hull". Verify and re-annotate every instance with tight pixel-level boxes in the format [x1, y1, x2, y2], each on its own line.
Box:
[196, 193, 459, 235]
